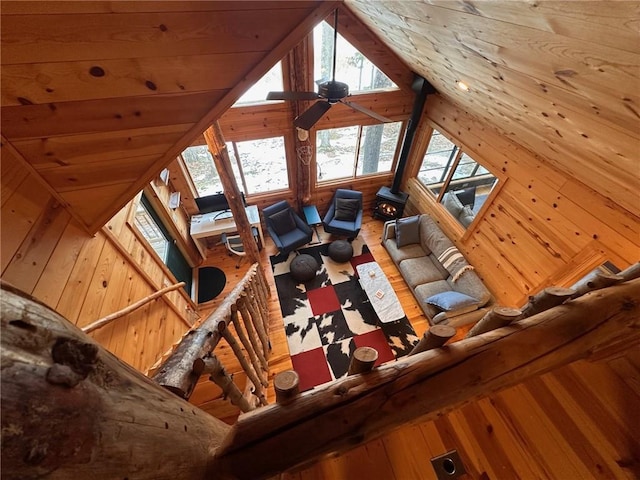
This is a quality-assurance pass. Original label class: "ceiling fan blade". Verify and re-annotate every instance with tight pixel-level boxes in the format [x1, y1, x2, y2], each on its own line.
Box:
[294, 101, 332, 130]
[266, 91, 320, 101]
[339, 99, 393, 123]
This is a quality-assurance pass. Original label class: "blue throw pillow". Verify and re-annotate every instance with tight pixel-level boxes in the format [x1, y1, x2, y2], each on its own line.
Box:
[425, 291, 479, 311]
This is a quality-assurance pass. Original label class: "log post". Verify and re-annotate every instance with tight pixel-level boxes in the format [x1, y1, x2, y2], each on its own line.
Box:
[465, 307, 523, 338]
[348, 347, 378, 375]
[220, 327, 268, 394]
[230, 306, 265, 388]
[202, 355, 253, 413]
[274, 370, 300, 405]
[238, 298, 268, 371]
[204, 123, 261, 267]
[1, 283, 230, 480]
[211, 279, 640, 479]
[520, 286, 575, 318]
[409, 324, 457, 355]
[570, 271, 624, 298]
[620, 262, 640, 281]
[242, 292, 270, 357]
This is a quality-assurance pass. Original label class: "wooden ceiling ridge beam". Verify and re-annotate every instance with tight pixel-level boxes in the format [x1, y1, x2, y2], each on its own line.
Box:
[84, 0, 340, 233]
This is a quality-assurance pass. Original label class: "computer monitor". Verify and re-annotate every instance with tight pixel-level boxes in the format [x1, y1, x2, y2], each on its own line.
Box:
[195, 192, 246, 214]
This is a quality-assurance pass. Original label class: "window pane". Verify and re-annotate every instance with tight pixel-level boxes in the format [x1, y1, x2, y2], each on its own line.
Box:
[418, 130, 458, 187]
[235, 137, 288, 193]
[134, 201, 169, 262]
[182, 145, 222, 197]
[234, 62, 283, 105]
[316, 126, 359, 182]
[356, 122, 401, 176]
[313, 22, 396, 92]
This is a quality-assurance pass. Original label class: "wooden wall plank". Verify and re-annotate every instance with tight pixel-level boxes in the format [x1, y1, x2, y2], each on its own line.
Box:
[2, 198, 71, 293]
[1, 9, 317, 64]
[30, 220, 88, 308]
[1, 1, 321, 15]
[1, 52, 265, 106]
[12, 124, 191, 168]
[0, 175, 55, 273]
[2, 91, 224, 139]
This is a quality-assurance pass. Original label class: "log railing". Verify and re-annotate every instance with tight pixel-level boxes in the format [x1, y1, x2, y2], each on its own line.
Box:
[1, 277, 638, 479]
[150, 263, 271, 409]
[209, 277, 640, 478]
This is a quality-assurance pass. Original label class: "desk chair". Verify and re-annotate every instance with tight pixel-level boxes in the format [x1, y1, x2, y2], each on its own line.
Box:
[221, 227, 259, 268]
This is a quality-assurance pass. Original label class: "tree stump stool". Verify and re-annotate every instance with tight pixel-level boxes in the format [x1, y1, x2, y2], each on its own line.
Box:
[328, 240, 353, 263]
[289, 254, 319, 283]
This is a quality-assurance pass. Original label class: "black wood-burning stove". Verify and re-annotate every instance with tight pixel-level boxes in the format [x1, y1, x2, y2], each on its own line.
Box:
[373, 75, 435, 221]
[374, 186, 408, 221]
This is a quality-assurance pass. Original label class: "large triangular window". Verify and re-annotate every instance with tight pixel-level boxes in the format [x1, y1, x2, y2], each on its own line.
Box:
[313, 21, 397, 93]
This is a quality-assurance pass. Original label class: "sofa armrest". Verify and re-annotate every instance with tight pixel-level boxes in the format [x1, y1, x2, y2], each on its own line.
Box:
[382, 220, 396, 243]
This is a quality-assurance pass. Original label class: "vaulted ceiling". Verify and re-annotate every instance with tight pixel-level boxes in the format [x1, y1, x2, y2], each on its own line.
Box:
[2, 1, 638, 232]
[345, 0, 639, 216]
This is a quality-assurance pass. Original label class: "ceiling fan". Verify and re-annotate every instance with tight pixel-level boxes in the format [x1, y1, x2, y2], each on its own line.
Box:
[266, 9, 393, 131]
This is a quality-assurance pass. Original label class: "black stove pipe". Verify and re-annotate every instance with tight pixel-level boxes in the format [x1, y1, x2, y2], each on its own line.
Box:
[391, 75, 436, 194]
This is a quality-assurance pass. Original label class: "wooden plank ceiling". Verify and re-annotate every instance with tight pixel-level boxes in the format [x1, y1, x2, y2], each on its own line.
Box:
[3, 1, 638, 232]
[345, 0, 640, 216]
[1, 0, 336, 232]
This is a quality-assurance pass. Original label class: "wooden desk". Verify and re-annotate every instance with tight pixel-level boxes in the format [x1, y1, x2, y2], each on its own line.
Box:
[190, 205, 264, 257]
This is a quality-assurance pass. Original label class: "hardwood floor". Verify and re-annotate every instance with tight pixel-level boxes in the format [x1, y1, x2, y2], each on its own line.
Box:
[190, 214, 640, 479]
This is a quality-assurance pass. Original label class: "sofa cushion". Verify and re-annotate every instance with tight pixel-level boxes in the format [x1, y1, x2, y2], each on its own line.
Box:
[419, 215, 453, 257]
[334, 198, 360, 221]
[269, 209, 296, 235]
[458, 206, 475, 227]
[399, 256, 447, 288]
[395, 215, 421, 247]
[384, 239, 426, 264]
[425, 291, 479, 311]
[443, 191, 464, 217]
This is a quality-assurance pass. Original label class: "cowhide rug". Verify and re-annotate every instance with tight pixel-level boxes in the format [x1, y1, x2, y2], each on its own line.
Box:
[270, 238, 418, 392]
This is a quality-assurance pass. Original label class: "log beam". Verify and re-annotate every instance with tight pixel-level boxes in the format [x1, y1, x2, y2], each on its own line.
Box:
[521, 286, 575, 318]
[204, 122, 261, 267]
[465, 307, 522, 338]
[203, 355, 253, 413]
[211, 279, 640, 479]
[1, 283, 230, 480]
[409, 324, 456, 354]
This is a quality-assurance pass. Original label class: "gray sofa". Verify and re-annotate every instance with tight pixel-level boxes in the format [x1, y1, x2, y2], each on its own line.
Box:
[382, 214, 493, 326]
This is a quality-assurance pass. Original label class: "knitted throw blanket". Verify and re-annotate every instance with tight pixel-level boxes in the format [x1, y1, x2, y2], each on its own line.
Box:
[437, 246, 475, 282]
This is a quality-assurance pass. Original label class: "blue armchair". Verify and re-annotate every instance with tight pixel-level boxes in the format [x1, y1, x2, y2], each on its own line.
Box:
[263, 200, 313, 255]
[322, 189, 363, 239]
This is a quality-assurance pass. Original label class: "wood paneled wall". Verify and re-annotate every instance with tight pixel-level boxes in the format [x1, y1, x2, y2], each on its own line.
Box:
[404, 96, 640, 307]
[1, 157, 194, 373]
